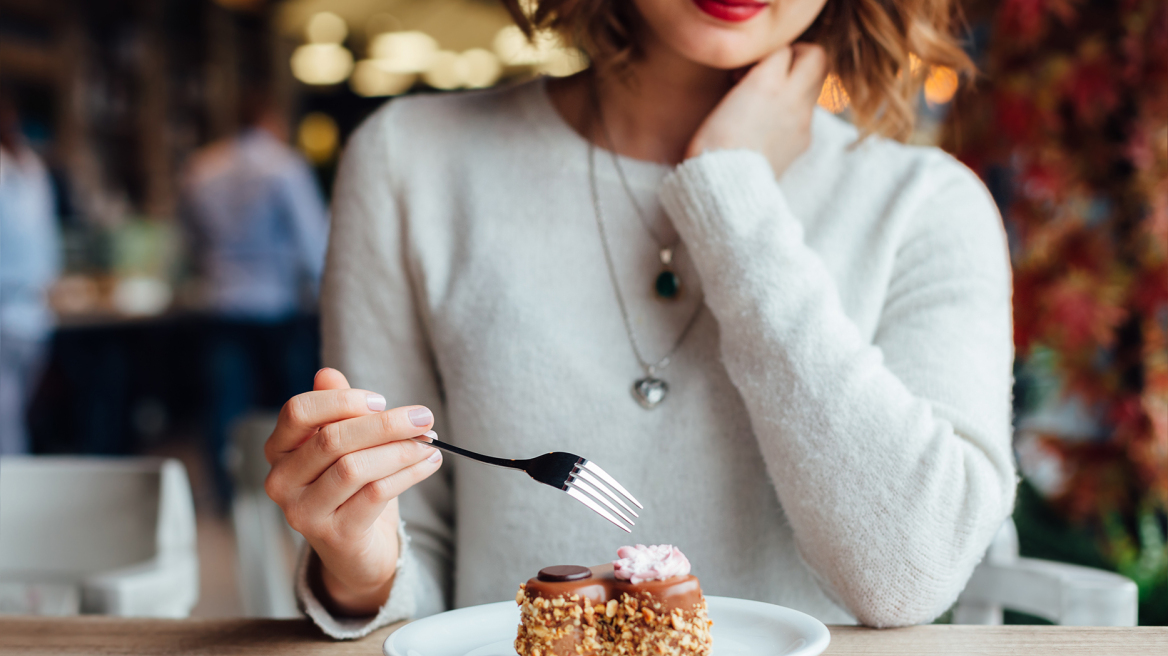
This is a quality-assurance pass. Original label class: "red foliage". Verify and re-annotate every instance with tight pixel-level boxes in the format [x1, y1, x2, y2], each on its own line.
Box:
[998, 0, 1080, 42]
[944, 0, 1168, 524]
[1062, 60, 1120, 125]
[994, 91, 1045, 141]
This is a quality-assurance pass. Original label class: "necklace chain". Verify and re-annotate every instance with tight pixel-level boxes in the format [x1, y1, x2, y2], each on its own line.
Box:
[587, 136, 704, 376]
[589, 83, 680, 252]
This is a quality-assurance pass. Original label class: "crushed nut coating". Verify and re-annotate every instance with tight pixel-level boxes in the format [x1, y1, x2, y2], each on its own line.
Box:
[514, 586, 713, 656]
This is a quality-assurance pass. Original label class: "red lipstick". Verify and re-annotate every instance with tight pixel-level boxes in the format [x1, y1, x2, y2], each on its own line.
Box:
[692, 0, 769, 22]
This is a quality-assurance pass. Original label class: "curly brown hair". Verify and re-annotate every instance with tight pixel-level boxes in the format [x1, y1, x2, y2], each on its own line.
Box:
[501, 0, 974, 141]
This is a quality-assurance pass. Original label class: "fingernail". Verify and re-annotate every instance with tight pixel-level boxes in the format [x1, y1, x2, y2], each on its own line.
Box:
[422, 430, 437, 441]
[367, 394, 386, 412]
[427, 449, 442, 463]
[408, 407, 433, 427]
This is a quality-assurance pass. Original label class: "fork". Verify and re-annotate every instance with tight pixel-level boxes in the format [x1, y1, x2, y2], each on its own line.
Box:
[412, 431, 643, 532]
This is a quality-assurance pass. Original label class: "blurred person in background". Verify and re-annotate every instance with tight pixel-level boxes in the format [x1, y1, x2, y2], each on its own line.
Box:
[0, 94, 62, 455]
[179, 87, 328, 509]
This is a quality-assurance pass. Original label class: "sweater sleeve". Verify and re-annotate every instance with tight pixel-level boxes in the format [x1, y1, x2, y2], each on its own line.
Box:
[658, 149, 1017, 627]
[299, 102, 454, 638]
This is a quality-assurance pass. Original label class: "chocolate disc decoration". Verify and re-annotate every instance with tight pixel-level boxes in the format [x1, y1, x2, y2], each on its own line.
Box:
[537, 565, 593, 582]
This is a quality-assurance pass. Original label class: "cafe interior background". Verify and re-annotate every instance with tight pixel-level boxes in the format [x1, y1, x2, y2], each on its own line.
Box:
[0, 0, 1164, 626]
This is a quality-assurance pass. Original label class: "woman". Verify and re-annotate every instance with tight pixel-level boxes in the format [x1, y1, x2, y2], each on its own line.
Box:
[263, 0, 1016, 638]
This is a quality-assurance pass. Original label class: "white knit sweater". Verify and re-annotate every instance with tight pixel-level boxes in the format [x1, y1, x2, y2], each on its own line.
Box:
[299, 79, 1017, 638]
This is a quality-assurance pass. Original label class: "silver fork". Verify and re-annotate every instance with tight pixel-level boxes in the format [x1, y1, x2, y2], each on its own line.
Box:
[412, 431, 643, 532]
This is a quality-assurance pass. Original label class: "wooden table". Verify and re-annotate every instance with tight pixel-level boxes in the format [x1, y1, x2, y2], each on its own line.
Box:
[0, 617, 1165, 655]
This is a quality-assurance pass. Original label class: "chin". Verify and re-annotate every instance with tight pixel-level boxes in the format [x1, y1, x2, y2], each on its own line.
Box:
[672, 32, 778, 70]
[633, 0, 829, 69]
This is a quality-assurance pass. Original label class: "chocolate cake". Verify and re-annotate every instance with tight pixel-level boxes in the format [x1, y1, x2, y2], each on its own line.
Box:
[514, 545, 712, 656]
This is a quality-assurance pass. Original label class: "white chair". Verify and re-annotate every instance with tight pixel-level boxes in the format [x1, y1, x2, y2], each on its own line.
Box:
[0, 457, 199, 617]
[228, 412, 301, 618]
[954, 519, 1139, 626]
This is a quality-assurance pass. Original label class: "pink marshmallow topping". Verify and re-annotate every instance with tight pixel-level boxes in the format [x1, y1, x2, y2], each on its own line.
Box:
[612, 544, 691, 584]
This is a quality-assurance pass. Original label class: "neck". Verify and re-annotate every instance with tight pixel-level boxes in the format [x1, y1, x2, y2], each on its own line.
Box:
[550, 32, 734, 165]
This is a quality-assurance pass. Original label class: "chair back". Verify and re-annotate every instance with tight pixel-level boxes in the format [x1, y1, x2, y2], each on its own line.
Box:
[229, 412, 300, 618]
[0, 457, 198, 616]
[955, 519, 1138, 626]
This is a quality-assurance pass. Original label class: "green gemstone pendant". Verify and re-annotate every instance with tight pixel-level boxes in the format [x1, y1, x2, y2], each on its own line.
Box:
[655, 247, 680, 300]
[655, 269, 681, 299]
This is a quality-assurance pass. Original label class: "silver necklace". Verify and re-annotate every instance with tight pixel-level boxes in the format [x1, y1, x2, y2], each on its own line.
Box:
[590, 85, 684, 301]
[587, 135, 704, 409]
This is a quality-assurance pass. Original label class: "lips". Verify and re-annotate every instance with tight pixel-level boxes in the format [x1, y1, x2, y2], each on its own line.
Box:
[692, 0, 769, 23]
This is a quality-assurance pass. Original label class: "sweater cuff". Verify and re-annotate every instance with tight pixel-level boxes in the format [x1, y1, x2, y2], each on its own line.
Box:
[296, 519, 417, 640]
[659, 149, 797, 249]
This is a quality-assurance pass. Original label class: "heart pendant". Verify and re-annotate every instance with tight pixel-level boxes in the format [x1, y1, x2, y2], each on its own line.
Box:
[632, 377, 669, 409]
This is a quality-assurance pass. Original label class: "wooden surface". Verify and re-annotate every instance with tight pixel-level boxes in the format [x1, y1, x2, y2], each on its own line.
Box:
[0, 617, 1165, 655]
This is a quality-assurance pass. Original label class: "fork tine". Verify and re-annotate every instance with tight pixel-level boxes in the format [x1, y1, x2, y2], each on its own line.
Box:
[582, 461, 644, 509]
[569, 480, 635, 526]
[566, 487, 631, 532]
[575, 468, 639, 518]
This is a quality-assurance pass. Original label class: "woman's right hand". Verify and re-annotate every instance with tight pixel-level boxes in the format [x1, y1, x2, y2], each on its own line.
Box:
[264, 367, 443, 616]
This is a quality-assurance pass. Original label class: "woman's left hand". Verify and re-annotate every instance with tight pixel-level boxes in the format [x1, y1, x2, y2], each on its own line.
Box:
[686, 44, 828, 178]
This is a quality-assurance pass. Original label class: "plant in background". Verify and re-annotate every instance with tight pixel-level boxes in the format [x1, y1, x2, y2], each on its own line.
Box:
[943, 0, 1167, 624]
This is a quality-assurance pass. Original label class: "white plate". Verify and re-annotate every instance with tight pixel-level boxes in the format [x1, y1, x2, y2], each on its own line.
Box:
[384, 595, 830, 656]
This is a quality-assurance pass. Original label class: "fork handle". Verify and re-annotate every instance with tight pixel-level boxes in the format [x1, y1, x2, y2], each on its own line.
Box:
[412, 435, 527, 471]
